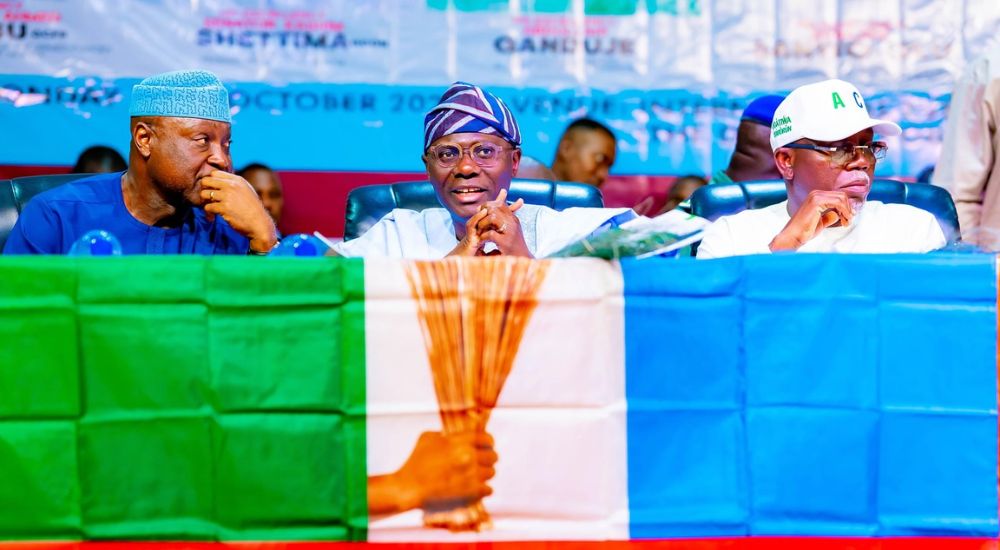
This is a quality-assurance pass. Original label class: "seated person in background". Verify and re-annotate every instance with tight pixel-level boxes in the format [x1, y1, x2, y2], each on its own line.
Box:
[698, 79, 945, 259]
[238, 162, 284, 234]
[660, 175, 707, 213]
[5, 70, 277, 255]
[710, 94, 786, 184]
[333, 82, 634, 259]
[916, 165, 935, 184]
[72, 145, 127, 174]
[551, 117, 617, 187]
[517, 155, 558, 180]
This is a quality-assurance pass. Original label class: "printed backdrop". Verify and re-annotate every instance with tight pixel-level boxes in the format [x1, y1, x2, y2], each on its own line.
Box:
[3, 0, 1000, 178]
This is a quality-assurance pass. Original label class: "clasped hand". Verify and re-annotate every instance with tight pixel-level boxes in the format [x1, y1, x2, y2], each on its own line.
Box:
[452, 189, 533, 257]
[198, 170, 278, 253]
[367, 430, 498, 516]
[769, 190, 856, 252]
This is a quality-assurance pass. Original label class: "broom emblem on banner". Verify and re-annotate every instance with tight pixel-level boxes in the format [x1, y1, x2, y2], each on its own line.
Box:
[405, 256, 550, 532]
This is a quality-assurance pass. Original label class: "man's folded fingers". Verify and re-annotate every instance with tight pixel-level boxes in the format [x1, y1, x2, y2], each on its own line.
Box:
[476, 213, 505, 233]
[200, 189, 225, 202]
[834, 201, 854, 224]
[200, 172, 246, 192]
[819, 209, 840, 228]
[477, 230, 502, 243]
[198, 175, 229, 190]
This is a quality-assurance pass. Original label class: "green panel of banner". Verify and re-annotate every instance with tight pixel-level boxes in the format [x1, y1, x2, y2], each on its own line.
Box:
[0, 257, 368, 541]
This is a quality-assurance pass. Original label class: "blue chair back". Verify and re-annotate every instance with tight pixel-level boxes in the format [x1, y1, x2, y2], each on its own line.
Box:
[344, 179, 603, 240]
[0, 173, 97, 250]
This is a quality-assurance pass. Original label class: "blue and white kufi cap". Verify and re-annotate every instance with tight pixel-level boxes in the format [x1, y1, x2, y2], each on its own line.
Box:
[424, 82, 520, 150]
[129, 70, 231, 123]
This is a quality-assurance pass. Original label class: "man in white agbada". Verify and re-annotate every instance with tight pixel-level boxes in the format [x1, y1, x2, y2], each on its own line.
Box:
[697, 79, 946, 259]
[333, 82, 634, 258]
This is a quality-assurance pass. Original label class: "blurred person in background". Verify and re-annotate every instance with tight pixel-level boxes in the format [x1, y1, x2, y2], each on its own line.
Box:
[711, 94, 786, 184]
[516, 155, 558, 180]
[916, 165, 935, 184]
[71, 145, 127, 174]
[551, 118, 617, 187]
[660, 175, 707, 213]
[933, 45, 1000, 249]
[238, 162, 284, 232]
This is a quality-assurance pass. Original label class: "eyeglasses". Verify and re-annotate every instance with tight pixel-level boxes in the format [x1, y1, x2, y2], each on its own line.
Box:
[783, 141, 888, 166]
[424, 142, 516, 168]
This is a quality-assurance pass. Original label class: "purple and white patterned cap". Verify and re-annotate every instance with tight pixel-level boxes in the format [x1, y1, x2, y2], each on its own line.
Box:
[423, 82, 521, 150]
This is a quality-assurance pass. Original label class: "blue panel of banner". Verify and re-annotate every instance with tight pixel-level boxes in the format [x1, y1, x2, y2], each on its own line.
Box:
[622, 254, 998, 538]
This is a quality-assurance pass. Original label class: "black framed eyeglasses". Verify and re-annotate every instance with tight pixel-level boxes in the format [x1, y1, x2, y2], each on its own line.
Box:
[424, 142, 516, 169]
[783, 141, 888, 166]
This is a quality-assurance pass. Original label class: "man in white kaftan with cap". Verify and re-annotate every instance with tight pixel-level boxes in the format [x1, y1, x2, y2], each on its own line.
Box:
[698, 79, 945, 259]
[334, 81, 634, 259]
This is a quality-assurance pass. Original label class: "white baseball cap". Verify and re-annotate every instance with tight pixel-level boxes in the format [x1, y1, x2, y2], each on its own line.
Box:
[769, 79, 901, 151]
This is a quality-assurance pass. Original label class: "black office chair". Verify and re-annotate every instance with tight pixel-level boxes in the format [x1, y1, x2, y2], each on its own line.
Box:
[689, 179, 960, 244]
[0, 173, 97, 250]
[343, 179, 603, 241]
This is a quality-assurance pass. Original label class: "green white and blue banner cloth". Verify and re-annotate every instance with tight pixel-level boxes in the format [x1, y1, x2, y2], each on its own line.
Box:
[0, 254, 995, 546]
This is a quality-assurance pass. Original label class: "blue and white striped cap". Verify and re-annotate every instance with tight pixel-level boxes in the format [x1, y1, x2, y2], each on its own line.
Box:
[423, 82, 521, 150]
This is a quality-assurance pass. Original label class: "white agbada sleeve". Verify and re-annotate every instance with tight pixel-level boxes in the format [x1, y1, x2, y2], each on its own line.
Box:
[694, 217, 738, 259]
[907, 207, 948, 252]
[334, 214, 399, 258]
[696, 215, 773, 259]
[333, 209, 456, 259]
